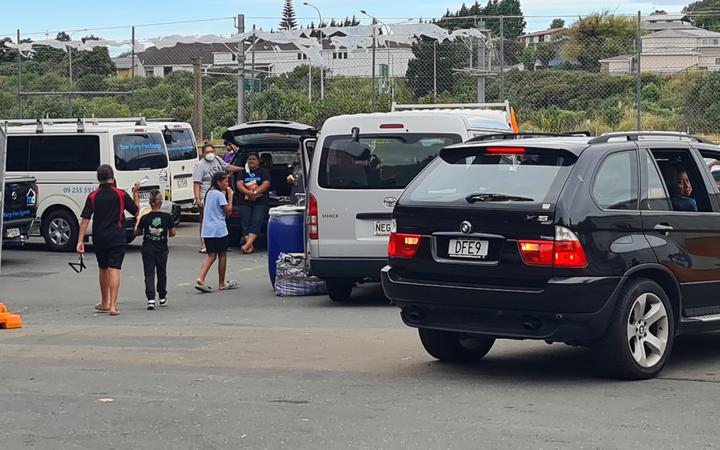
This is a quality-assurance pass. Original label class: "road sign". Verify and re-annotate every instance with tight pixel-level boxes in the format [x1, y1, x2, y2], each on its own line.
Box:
[244, 79, 262, 93]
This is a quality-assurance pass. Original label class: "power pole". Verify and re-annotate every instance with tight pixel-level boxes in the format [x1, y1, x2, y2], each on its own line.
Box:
[192, 58, 204, 142]
[370, 18, 377, 112]
[237, 14, 246, 124]
[499, 16, 505, 101]
[16, 29, 22, 117]
[130, 25, 136, 115]
[433, 41, 437, 99]
[636, 10, 642, 131]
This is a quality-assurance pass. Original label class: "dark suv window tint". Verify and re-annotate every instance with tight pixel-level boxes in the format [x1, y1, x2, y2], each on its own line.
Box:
[592, 151, 638, 210]
[114, 133, 168, 171]
[7, 135, 101, 172]
[643, 152, 672, 211]
[651, 149, 710, 212]
[319, 134, 462, 190]
[406, 147, 577, 205]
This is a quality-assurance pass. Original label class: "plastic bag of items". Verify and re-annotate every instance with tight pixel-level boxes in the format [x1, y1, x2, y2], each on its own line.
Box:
[275, 252, 327, 297]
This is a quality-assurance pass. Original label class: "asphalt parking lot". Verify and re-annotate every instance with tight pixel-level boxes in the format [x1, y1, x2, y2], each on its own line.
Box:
[2, 222, 720, 449]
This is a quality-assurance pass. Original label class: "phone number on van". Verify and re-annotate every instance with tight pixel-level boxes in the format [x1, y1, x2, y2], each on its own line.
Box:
[63, 187, 96, 194]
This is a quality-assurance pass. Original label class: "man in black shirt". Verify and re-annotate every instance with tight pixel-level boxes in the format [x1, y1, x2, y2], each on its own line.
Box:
[77, 165, 140, 316]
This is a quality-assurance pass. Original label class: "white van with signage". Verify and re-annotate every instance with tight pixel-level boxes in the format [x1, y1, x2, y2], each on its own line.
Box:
[305, 109, 515, 302]
[145, 121, 197, 212]
[4, 119, 173, 251]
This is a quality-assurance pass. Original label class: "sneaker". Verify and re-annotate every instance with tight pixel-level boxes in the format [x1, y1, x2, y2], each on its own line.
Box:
[159, 298, 168, 307]
[147, 299, 156, 310]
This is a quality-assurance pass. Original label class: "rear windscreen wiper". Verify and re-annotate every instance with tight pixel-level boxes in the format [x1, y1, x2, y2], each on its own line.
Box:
[466, 193, 534, 203]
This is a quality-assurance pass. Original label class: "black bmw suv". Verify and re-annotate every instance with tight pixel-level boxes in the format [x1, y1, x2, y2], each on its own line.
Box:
[382, 131, 720, 379]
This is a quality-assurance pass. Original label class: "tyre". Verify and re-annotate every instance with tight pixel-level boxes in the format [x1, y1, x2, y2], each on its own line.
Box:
[593, 278, 674, 380]
[418, 328, 495, 363]
[42, 209, 78, 252]
[325, 278, 354, 302]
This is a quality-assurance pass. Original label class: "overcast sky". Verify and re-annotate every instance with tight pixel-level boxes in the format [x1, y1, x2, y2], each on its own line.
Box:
[0, 0, 690, 41]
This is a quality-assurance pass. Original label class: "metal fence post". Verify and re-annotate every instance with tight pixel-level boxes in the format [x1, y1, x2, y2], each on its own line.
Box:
[500, 16, 505, 101]
[16, 29, 22, 118]
[192, 58, 204, 142]
[477, 20, 486, 103]
[131, 25, 136, 116]
[371, 18, 377, 112]
[636, 11, 642, 131]
[237, 14, 246, 124]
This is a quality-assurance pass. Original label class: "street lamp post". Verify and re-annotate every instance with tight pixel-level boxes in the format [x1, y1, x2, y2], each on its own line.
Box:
[360, 10, 381, 112]
[303, 2, 324, 100]
[361, 11, 394, 111]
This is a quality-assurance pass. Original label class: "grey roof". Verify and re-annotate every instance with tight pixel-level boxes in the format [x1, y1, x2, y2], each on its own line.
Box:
[111, 56, 137, 70]
[599, 54, 633, 62]
[642, 12, 690, 22]
[522, 28, 566, 38]
[645, 27, 720, 39]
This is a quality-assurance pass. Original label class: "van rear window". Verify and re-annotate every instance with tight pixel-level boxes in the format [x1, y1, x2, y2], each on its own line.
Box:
[405, 147, 577, 205]
[114, 133, 168, 171]
[166, 129, 197, 162]
[318, 134, 462, 190]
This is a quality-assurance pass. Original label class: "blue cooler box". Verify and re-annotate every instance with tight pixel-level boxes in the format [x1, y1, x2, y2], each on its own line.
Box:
[267, 205, 305, 286]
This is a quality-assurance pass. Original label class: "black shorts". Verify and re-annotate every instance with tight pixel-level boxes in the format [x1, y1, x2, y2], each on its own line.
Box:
[204, 236, 229, 254]
[94, 246, 126, 270]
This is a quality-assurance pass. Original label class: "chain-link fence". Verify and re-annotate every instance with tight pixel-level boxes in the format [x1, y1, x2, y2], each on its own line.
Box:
[2, 12, 720, 138]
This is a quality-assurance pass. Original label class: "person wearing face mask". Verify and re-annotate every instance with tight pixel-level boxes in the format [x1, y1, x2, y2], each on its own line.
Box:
[193, 143, 242, 253]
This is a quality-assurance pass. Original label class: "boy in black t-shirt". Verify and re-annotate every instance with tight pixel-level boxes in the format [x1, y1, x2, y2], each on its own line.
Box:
[136, 190, 176, 310]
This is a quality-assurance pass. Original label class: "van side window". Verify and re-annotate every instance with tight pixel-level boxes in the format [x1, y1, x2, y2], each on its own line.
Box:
[28, 135, 101, 171]
[592, 151, 639, 210]
[649, 149, 710, 212]
[6, 136, 30, 171]
[7, 135, 101, 172]
[642, 151, 672, 211]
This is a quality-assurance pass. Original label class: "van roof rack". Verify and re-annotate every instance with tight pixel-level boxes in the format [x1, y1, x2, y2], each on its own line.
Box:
[3, 117, 149, 127]
[467, 131, 592, 143]
[587, 131, 714, 145]
[391, 101, 511, 115]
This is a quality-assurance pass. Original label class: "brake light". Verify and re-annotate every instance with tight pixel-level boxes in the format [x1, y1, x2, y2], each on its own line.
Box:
[379, 123, 404, 129]
[517, 226, 587, 268]
[388, 232, 422, 259]
[486, 147, 526, 154]
[308, 193, 319, 240]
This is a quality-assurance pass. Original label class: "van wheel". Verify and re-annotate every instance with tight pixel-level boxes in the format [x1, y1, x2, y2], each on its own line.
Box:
[42, 210, 78, 252]
[325, 279, 353, 302]
[594, 278, 674, 380]
[419, 328, 495, 363]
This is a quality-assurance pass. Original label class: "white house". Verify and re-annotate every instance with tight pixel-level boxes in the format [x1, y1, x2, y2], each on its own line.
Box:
[137, 39, 414, 79]
[642, 12, 693, 32]
[600, 26, 720, 75]
[521, 28, 566, 48]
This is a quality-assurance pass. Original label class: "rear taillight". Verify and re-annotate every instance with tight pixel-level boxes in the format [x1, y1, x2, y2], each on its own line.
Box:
[518, 226, 587, 268]
[308, 193, 319, 240]
[388, 232, 422, 259]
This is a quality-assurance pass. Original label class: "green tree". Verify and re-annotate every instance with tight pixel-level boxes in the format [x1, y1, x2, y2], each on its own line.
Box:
[280, 0, 298, 30]
[520, 46, 537, 70]
[535, 42, 556, 68]
[405, 38, 471, 98]
[550, 18, 565, 29]
[563, 13, 637, 72]
[685, 1, 720, 31]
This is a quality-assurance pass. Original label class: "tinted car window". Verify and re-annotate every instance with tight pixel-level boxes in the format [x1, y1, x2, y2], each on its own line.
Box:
[7, 135, 100, 172]
[166, 129, 197, 162]
[643, 152, 672, 211]
[592, 151, 638, 210]
[319, 134, 462, 190]
[114, 133, 168, 171]
[405, 146, 576, 205]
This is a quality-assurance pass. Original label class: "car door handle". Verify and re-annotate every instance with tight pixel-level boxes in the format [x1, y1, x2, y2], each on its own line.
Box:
[654, 224, 674, 234]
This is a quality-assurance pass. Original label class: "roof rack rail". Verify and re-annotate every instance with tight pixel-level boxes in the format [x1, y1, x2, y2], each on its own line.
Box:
[3, 117, 150, 127]
[467, 131, 592, 143]
[391, 101, 511, 113]
[587, 131, 714, 145]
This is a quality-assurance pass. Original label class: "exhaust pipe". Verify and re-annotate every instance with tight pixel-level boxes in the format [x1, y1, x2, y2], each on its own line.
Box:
[521, 315, 542, 331]
[402, 306, 427, 324]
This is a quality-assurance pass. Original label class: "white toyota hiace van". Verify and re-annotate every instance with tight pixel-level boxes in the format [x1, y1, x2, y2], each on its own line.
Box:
[5, 119, 173, 251]
[305, 108, 515, 301]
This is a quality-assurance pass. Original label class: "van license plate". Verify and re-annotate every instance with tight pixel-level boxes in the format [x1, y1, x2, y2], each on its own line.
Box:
[448, 239, 489, 259]
[374, 221, 393, 236]
[139, 191, 151, 202]
[6, 228, 20, 239]
[177, 178, 188, 188]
